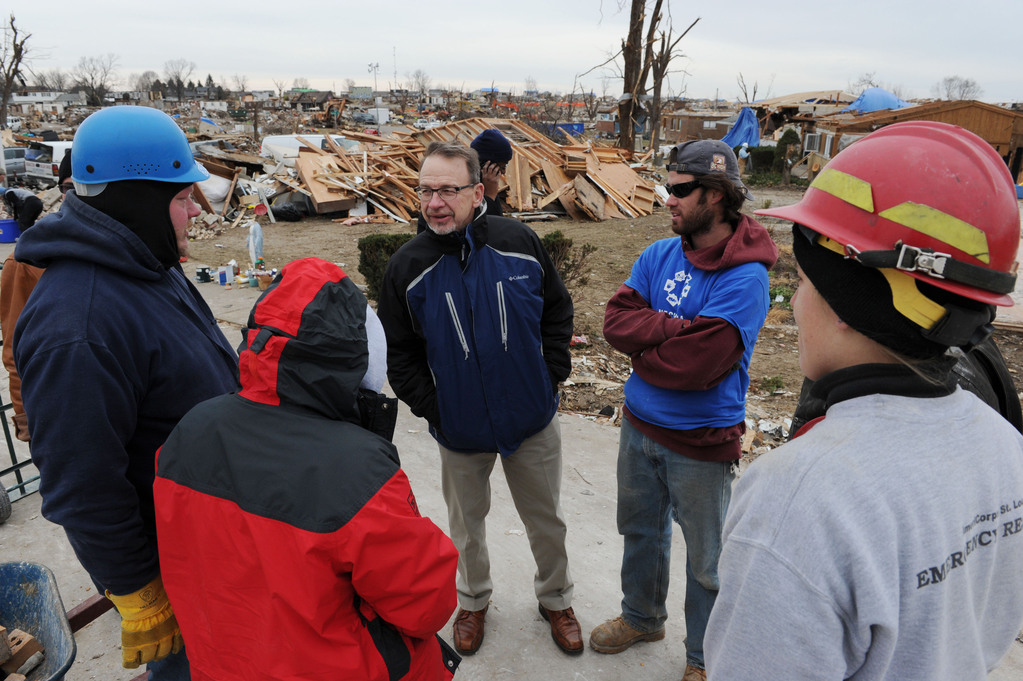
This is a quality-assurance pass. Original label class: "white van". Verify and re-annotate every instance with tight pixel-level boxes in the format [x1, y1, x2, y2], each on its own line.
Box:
[24, 141, 72, 188]
[258, 134, 360, 168]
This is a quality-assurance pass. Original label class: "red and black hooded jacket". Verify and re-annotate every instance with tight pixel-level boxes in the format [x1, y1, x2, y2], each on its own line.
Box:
[154, 257, 459, 681]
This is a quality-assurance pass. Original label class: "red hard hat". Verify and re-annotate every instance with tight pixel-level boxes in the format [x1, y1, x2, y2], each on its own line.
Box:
[758, 121, 1020, 306]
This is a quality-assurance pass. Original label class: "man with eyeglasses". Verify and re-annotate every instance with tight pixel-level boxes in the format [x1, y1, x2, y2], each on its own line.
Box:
[590, 139, 777, 681]
[377, 141, 580, 658]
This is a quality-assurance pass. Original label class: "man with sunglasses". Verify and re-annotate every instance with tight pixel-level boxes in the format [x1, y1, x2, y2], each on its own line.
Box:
[590, 139, 777, 681]
[378, 141, 580, 658]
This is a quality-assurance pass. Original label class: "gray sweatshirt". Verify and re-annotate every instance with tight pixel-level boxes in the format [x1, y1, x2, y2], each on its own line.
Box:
[706, 389, 1023, 680]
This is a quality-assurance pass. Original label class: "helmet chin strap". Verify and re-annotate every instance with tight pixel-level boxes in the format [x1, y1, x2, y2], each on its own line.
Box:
[818, 232, 995, 351]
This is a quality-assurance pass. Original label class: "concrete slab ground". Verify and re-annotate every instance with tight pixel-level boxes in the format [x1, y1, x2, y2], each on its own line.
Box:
[2, 245, 1021, 680]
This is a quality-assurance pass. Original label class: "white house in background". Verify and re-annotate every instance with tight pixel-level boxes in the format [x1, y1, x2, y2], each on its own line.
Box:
[8, 91, 88, 117]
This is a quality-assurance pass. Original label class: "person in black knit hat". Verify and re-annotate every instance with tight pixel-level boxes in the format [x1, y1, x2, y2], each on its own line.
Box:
[470, 128, 513, 216]
[706, 121, 1023, 680]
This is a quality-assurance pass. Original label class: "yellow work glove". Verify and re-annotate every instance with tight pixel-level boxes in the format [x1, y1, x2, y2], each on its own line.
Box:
[106, 576, 184, 669]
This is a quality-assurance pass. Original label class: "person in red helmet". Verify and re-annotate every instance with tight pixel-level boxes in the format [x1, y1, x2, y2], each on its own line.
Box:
[705, 121, 1023, 680]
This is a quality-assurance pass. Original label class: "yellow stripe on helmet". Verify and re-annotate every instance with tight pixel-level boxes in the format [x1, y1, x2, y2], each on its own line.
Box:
[810, 168, 874, 213]
[879, 202, 990, 264]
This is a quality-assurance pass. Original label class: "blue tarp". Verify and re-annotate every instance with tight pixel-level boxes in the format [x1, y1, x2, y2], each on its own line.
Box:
[840, 87, 911, 113]
[720, 107, 760, 148]
[171, 114, 224, 130]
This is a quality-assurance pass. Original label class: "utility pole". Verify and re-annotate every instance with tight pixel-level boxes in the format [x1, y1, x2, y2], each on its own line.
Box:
[368, 62, 380, 132]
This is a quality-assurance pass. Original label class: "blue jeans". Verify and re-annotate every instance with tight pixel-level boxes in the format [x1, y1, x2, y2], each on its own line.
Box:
[147, 647, 191, 680]
[616, 418, 734, 669]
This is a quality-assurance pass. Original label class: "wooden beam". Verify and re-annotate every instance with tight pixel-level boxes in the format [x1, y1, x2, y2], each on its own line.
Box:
[219, 167, 242, 217]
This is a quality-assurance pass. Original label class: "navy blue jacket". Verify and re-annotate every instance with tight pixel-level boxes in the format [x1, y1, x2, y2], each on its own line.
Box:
[13, 193, 239, 594]
[377, 208, 573, 457]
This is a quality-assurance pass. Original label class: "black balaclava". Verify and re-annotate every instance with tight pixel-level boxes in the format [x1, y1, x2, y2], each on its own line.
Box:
[80, 180, 192, 270]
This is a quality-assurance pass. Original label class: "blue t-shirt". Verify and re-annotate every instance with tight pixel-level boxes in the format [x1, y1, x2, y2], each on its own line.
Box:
[623, 237, 770, 430]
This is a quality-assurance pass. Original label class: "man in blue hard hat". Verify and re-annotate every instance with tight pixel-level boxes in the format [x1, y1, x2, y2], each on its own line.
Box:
[13, 106, 240, 680]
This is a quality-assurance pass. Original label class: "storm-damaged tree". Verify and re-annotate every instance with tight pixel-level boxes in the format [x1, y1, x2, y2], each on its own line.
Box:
[645, 13, 698, 160]
[31, 68, 69, 93]
[72, 54, 118, 107]
[582, 1, 697, 155]
[0, 14, 30, 129]
[934, 75, 983, 100]
[164, 59, 195, 102]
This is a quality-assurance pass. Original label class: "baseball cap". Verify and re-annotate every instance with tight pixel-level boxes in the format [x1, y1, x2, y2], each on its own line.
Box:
[667, 139, 753, 200]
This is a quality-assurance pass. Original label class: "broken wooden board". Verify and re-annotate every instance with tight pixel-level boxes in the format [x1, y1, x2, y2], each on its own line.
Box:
[296, 151, 358, 213]
[541, 159, 585, 220]
[573, 175, 605, 221]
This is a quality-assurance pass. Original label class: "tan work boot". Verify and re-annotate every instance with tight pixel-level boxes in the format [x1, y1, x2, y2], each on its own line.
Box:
[682, 664, 706, 681]
[588, 615, 665, 654]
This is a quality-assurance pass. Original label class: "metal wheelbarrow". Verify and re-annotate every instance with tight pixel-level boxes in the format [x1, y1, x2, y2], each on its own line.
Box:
[0, 562, 149, 681]
[0, 562, 75, 681]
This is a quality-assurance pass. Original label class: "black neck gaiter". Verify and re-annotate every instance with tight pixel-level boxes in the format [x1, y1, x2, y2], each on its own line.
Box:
[80, 180, 193, 269]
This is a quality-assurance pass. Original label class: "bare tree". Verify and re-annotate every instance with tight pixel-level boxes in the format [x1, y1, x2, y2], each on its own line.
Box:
[524, 75, 538, 96]
[848, 72, 880, 94]
[581, 1, 697, 153]
[271, 78, 287, 99]
[934, 75, 982, 100]
[579, 83, 601, 121]
[293, 77, 310, 90]
[1, 14, 30, 129]
[32, 68, 69, 92]
[644, 14, 699, 158]
[131, 70, 158, 93]
[72, 53, 118, 106]
[409, 69, 431, 106]
[343, 78, 356, 93]
[164, 58, 195, 101]
[736, 73, 760, 104]
[232, 73, 248, 93]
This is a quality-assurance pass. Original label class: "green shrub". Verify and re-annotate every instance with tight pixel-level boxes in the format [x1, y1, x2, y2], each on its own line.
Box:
[748, 147, 775, 173]
[541, 230, 596, 288]
[769, 284, 795, 310]
[774, 128, 802, 172]
[357, 232, 414, 301]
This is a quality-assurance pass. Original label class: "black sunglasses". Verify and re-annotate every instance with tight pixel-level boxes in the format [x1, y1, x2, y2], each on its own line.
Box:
[664, 180, 702, 199]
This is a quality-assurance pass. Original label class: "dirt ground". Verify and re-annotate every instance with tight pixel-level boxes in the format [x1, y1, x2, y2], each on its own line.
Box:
[186, 185, 1023, 460]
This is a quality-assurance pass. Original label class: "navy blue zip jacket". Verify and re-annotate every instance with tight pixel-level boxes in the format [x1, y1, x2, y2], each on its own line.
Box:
[377, 206, 573, 457]
[13, 193, 239, 594]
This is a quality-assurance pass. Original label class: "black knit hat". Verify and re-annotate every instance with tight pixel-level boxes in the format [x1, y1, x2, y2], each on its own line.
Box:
[58, 150, 72, 186]
[470, 129, 513, 164]
[792, 223, 951, 359]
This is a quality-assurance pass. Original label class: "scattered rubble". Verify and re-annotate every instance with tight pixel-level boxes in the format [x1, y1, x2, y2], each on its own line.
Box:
[182, 117, 663, 242]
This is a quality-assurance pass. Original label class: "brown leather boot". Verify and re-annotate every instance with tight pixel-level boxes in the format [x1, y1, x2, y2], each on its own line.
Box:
[682, 664, 707, 681]
[588, 615, 665, 654]
[452, 605, 488, 655]
[539, 604, 584, 655]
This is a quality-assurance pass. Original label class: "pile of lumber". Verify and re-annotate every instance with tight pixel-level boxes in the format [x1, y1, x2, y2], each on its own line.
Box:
[192, 118, 661, 224]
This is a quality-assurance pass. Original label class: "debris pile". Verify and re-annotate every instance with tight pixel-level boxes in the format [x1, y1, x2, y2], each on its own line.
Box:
[185, 117, 662, 241]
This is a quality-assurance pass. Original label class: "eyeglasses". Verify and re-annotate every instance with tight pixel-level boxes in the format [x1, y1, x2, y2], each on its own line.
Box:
[414, 184, 474, 201]
[664, 180, 702, 199]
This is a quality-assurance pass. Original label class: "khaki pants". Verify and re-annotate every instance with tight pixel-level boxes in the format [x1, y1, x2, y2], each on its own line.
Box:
[439, 416, 574, 612]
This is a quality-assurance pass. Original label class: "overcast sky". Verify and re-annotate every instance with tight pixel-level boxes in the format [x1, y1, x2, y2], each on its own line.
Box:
[9, 1, 1021, 103]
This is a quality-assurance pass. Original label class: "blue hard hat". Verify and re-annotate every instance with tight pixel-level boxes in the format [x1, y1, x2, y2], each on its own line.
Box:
[72, 107, 209, 193]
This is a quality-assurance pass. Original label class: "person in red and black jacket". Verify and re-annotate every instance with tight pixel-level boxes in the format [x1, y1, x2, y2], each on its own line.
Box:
[154, 257, 460, 681]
